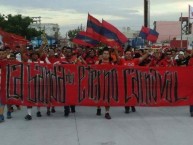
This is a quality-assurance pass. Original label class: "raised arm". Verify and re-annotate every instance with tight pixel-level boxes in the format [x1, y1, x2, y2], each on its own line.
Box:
[138, 49, 152, 64]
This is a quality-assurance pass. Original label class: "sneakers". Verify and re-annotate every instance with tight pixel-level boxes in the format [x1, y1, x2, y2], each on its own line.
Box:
[71, 106, 76, 113]
[125, 106, 136, 113]
[125, 107, 130, 114]
[97, 109, 111, 119]
[64, 106, 70, 117]
[7, 111, 12, 119]
[105, 113, 111, 120]
[0, 115, 4, 122]
[47, 111, 51, 116]
[36, 111, 42, 117]
[51, 108, 56, 113]
[96, 108, 101, 116]
[131, 106, 136, 112]
[25, 115, 32, 120]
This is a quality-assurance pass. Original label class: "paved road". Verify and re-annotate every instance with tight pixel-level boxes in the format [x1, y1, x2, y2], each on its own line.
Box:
[0, 106, 193, 145]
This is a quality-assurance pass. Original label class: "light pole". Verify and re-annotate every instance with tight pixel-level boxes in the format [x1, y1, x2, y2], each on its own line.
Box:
[144, 0, 150, 28]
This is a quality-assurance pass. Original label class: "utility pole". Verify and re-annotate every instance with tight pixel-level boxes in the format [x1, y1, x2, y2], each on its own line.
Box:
[144, 0, 150, 46]
[144, 0, 150, 28]
[180, 13, 183, 49]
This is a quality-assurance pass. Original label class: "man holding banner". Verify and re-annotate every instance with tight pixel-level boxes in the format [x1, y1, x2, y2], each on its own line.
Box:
[59, 47, 80, 117]
[176, 47, 193, 117]
[118, 47, 150, 113]
[23, 44, 46, 120]
[95, 47, 119, 119]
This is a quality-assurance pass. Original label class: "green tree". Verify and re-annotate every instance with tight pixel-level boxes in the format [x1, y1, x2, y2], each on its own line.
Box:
[0, 14, 7, 28]
[67, 24, 84, 41]
[0, 14, 41, 40]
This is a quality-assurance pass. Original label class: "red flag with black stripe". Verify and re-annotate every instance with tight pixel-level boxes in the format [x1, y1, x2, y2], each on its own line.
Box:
[73, 31, 100, 47]
[146, 29, 159, 43]
[86, 14, 102, 41]
[101, 20, 128, 44]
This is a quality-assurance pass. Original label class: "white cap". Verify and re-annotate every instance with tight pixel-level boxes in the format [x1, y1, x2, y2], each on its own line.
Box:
[179, 51, 184, 55]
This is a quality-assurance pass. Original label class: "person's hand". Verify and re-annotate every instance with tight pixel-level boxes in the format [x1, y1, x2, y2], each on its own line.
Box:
[78, 56, 83, 60]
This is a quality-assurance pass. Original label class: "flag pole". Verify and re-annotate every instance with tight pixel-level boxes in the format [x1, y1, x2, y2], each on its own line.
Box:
[180, 13, 183, 49]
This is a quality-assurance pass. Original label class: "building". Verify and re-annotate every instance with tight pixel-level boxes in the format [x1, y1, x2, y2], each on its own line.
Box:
[29, 23, 60, 47]
[122, 27, 140, 39]
[29, 23, 60, 38]
[121, 27, 144, 48]
[154, 21, 182, 43]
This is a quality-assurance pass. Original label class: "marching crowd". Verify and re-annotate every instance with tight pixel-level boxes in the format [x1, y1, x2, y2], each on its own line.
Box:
[0, 44, 193, 122]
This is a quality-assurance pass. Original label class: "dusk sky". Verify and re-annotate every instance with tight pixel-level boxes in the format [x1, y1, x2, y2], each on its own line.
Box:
[0, 0, 192, 36]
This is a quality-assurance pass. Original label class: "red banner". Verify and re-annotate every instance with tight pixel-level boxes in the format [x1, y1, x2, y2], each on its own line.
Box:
[1, 61, 193, 107]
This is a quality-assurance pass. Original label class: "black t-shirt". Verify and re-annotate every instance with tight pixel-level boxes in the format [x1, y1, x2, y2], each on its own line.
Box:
[176, 56, 190, 66]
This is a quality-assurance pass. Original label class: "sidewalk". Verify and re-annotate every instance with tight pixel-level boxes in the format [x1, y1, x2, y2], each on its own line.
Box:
[0, 106, 193, 145]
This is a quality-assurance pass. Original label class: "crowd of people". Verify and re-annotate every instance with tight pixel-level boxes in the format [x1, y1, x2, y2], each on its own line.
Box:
[0, 43, 193, 122]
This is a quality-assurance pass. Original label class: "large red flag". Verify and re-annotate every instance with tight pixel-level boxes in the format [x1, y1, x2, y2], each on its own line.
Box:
[139, 26, 150, 39]
[98, 20, 125, 50]
[73, 31, 100, 47]
[146, 29, 159, 43]
[0, 29, 14, 48]
[86, 14, 102, 41]
[0, 29, 28, 49]
[102, 20, 128, 44]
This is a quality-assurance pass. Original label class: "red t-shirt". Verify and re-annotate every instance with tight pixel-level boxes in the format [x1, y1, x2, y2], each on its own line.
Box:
[86, 57, 98, 65]
[48, 56, 60, 63]
[60, 56, 77, 64]
[120, 58, 140, 66]
[157, 58, 176, 67]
